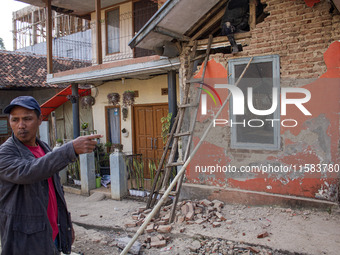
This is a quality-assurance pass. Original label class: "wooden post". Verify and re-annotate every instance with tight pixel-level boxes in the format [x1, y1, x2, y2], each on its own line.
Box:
[249, 0, 256, 30]
[46, 0, 53, 74]
[12, 13, 17, 51]
[95, 0, 103, 64]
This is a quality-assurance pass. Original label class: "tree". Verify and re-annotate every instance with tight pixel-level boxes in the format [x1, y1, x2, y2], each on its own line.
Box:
[0, 38, 5, 50]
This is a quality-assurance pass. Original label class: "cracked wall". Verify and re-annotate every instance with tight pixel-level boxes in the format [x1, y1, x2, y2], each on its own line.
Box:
[181, 0, 340, 202]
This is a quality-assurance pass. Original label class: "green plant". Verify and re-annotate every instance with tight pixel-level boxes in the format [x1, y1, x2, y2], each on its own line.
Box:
[81, 122, 89, 130]
[133, 158, 144, 191]
[67, 157, 80, 180]
[56, 138, 63, 145]
[122, 107, 128, 121]
[125, 156, 145, 191]
[161, 113, 173, 145]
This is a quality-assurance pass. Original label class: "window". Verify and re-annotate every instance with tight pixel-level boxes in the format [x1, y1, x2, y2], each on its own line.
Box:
[0, 119, 8, 135]
[106, 107, 121, 144]
[106, 8, 120, 54]
[228, 55, 280, 150]
[66, 49, 73, 58]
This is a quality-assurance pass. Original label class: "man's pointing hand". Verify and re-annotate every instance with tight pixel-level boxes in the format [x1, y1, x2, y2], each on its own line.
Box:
[72, 134, 103, 155]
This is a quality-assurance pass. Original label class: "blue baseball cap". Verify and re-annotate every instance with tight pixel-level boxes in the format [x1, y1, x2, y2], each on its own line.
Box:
[4, 96, 41, 114]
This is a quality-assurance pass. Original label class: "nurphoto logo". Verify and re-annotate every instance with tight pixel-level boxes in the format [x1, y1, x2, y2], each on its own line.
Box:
[199, 83, 312, 128]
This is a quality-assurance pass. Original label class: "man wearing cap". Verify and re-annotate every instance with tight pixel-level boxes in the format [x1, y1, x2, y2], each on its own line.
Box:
[0, 96, 102, 255]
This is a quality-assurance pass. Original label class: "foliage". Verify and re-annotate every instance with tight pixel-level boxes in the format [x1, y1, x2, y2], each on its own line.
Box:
[67, 157, 80, 180]
[107, 93, 120, 105]
[80, 95, 95, 109]
[56, 138, 63, 145]
[122, 90, 135, 107]
[122, 107, 128, 121]
[0, 38, 5, 50]
[81, 122, 89, 130]
[161, 112, 173, 145]
[125, 156, 144, 191]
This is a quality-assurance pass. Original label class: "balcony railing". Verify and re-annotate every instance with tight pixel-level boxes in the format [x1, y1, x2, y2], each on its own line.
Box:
[14, 4, 158, 75]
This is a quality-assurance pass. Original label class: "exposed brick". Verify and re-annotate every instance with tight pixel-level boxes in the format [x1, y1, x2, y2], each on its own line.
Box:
[157, 225, 172, 233]
[150, 240, 166, 248]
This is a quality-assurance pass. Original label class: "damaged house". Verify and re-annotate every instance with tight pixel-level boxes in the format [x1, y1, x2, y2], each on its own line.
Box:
[129, 0, 340, 205]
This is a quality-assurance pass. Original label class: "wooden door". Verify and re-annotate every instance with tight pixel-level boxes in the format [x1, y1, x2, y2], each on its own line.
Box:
[134, 104, 168, 178]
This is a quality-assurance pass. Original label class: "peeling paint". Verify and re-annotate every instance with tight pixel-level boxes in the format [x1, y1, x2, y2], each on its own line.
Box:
[184, 40, 340, 201]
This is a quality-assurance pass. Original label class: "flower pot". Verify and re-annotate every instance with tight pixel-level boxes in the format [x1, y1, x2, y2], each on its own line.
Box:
[96, 177, 102, 188]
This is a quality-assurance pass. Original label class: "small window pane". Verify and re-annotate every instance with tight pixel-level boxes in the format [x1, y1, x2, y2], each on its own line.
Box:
[107, 107, 120, 144]
[107, 9, 120, 54]
[0, 120, 8, 135]
[229, 55, 280, 150]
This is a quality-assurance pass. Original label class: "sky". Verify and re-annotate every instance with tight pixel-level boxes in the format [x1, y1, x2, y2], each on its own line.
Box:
[0, 0, 29, 51]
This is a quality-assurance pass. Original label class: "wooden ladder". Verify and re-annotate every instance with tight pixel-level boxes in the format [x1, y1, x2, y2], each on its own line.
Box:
[146, 35, 214, 223]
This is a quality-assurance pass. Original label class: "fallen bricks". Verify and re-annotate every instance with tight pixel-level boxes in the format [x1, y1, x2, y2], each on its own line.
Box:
[125, 199, 229, 249]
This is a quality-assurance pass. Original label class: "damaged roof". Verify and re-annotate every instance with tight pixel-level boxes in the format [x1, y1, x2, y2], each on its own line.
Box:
[129, 0, 225, 50]
[0, 51, 90, 89]
[129, 0, 340, 51]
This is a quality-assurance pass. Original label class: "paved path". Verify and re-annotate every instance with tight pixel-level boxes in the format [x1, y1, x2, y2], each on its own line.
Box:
[65, 192, 340, 255]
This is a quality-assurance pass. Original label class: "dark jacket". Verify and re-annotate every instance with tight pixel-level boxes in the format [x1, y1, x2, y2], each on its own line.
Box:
[0, 134, 77, 255]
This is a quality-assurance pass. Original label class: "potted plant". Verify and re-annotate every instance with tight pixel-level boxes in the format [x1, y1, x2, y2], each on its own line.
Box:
[107, 92, 120, 105]
[122, 128, 129, 138]
[67, 157, 81, 186]
[122, 90, 135, 107]
[125, 156, 145, 197]
[112, 143, 123, 152]
[56, 138, 63, 147]
[122, 107, 128, 121]
[81, 122, 89, 130]
[66, 94, 79, 103]
[80, 95, 95, 109]
[161, 113, 172, 145]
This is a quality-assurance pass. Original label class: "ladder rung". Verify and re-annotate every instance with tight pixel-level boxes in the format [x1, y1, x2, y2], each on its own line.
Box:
[191, 54, 206, 62]
[174, 131, 192, 138]
[178, 103, 198, 108]
[167, 161, 184, 167]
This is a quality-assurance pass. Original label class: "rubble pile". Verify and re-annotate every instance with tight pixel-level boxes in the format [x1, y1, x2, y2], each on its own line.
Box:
[191, 239, 275, 255]
[125, 199, 233, 248]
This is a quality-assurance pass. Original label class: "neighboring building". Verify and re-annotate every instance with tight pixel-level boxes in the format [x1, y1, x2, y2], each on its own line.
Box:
[0, 50, 91, 145]
[16, 0, 178, 179]
[130, 0, 340, 204]
[13, 5, 92, 61]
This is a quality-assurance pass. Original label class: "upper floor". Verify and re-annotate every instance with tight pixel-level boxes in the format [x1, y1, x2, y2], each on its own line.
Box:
[16, 0, 166, 78]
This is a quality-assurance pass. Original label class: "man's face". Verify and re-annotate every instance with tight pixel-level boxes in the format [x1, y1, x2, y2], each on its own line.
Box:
[9, 106, 42, 146]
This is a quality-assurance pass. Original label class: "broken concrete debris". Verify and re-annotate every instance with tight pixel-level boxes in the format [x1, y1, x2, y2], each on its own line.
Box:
[115, 237, 141, 255]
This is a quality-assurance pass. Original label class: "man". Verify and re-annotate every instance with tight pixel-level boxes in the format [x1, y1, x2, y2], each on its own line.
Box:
[0, 96, 101, 255]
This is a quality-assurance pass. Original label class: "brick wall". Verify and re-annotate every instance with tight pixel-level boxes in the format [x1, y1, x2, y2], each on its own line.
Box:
[182, 0, 340, 201]
[222, 0, 340, 79]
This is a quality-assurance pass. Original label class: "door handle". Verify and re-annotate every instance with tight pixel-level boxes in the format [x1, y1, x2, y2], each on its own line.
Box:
[148, 137, 153, 149]
[154, 138, 157, 150]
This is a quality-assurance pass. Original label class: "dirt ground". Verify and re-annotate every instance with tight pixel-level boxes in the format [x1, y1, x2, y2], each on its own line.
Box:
[64, 192, 340, 255]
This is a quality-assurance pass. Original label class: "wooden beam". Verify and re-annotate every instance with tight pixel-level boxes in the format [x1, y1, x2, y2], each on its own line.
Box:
[249, 0, 256, 30]
[188, 33, 251, 47]
[46, 0, 53, 74]
[95, 0, 102, 65]
[154, 26, 190, 41]
[187, 0, 228, 37]
[191, 8, 225, 41]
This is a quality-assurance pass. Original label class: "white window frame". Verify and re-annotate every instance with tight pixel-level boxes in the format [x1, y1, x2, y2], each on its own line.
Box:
[228, 55, 280, 150]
